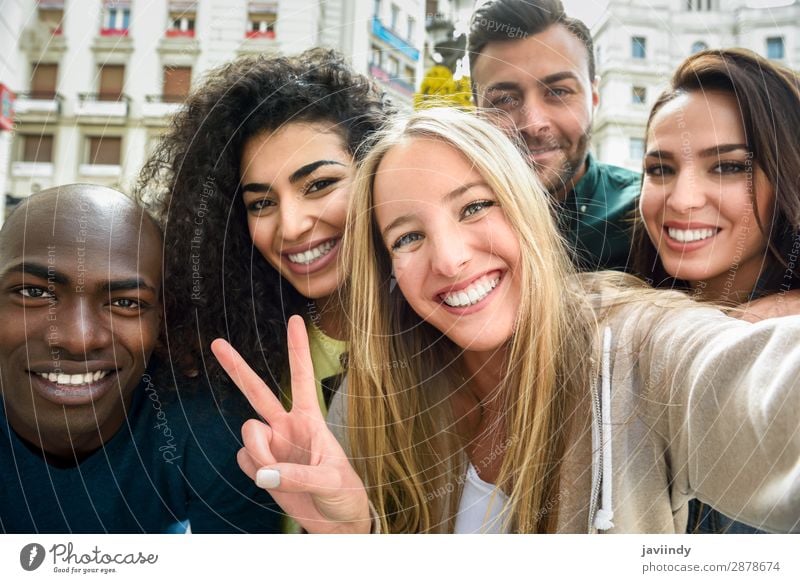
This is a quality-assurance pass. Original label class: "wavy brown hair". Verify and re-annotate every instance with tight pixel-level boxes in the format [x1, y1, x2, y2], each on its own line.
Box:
[631, 48, 800, 297]
[136, 48, 391, 389]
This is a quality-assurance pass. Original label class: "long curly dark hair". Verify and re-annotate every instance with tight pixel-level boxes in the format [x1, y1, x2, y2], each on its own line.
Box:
[136, 48, 392, 390]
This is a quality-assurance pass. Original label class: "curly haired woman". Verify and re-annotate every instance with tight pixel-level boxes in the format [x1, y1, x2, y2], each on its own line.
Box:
[138, 48, 392, 408]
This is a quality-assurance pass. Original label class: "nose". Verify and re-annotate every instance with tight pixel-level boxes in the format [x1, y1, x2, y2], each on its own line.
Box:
[48, 299, 112, 358]
[278, 196, 314, 242]
[516, 98, 550, 137]
[665, 164, 707, 214]
[429, 222, 471, 278]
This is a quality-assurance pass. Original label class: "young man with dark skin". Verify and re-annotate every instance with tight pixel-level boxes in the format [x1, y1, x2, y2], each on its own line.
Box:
[468, 0, 639, 271]
[0, 184, 281, 533]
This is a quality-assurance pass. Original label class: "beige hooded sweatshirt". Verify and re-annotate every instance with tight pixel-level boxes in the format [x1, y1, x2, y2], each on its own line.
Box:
[328, 298, 800, 533]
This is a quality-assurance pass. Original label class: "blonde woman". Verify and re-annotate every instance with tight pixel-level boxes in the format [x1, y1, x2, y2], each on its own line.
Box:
[212, 108, 800, 533]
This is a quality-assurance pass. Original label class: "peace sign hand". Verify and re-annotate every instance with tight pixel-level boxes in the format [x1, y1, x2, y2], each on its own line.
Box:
[211, 315, 371, 534]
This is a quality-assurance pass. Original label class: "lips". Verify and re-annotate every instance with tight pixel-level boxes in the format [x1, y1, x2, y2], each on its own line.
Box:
[661, 223, 721, 252]
[436, 270, 503, 313]
[27, 368, 119, 407]
[280, 237, 341, 275]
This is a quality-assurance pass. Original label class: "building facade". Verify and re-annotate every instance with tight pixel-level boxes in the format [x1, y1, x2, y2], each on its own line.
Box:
[592, 0, 800, 171]
[1, 0, 424, 215]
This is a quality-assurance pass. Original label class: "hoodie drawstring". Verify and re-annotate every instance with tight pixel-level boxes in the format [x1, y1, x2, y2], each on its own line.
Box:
[594, 326, 615, 531]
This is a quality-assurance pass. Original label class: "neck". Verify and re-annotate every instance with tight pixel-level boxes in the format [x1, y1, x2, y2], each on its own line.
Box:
[552, 156, 589, 203]
[312, 296, 345, 340]
[461, 346, 508, 403]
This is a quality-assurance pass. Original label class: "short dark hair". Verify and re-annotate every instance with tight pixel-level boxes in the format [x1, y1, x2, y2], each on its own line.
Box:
[468, 0, 595, 80]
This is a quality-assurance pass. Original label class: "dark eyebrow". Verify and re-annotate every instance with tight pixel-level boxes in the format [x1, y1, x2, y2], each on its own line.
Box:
[644, 149, 674, 160]
[241, 160, 346, 195]
[486, 72, 580, 94]
[381, 181, 489, 238]
[288, 160, 346, 184]
[645, 144, 750, 160]
[2, 262, 69, 285]
[102, 278, 158, 295]
[698, 143, 749, 158]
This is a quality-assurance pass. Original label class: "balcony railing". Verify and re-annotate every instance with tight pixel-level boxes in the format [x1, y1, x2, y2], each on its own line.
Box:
[11, 162, 54, 178]
[13, 92, 63, 116]
[142, 94, 185, 119]
[371, 17, 419, 61]
[100, 28, 129, 37]
[245, 29, 275, 40]
[75, 93, 130, 119]
[166, 29, 195, 38]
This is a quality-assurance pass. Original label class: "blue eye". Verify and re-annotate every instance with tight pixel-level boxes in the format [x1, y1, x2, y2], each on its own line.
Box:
[391, 232, 423, 251]
[462, 200, 495, 218]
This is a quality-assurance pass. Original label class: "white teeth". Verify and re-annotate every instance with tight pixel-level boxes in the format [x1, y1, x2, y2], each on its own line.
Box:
[36, 370, 110, 386]
[287, 240, 336, 265]
[442, 275, 500, 308]
[667, 228, 717, 243]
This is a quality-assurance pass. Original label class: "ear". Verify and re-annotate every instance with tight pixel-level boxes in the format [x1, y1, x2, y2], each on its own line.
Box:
[591, 75, 600, 109]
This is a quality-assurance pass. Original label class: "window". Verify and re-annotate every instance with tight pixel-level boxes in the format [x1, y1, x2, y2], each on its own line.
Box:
[632, 86, 646, 105]
[404, 65, 415, 85]
[30, 63, 58, 99]
[247, 2, 277, 38]
[388, 56, 400, 78]
[374, 0, 382, 18]
[98, 64, 125, 101]
[87, 136, 122, 166]
[162, 66, 191, 102]
[103, 1, 131, 34]
[167, 5, 196, 37]
[407, 16, 415, 41]
[371, 45, 382, 67]
[38, 5, 64, 34]
[767, 37, 784, 60]
[691, 41, 708, 54]
[631, 37, 646, 59]
[21, 135, 54, 163]
[629, 137, 645, 161]
[391, 4, 400, 31]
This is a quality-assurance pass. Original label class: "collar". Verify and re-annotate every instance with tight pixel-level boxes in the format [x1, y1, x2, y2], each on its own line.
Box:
[567, 153, 597, 207]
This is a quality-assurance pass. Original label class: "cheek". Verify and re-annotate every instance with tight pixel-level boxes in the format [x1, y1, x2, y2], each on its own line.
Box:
[247, 217, 277, 260]
[320, 189, 350, 231]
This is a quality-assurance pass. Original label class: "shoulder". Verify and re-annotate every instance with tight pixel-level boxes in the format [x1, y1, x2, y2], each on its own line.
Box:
[593, 160, 641, 195]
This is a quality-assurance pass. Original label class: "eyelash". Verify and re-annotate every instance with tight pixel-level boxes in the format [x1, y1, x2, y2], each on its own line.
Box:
[246, 177, 341, 213]
[15, 287, 146, 310]
[390, 200, 496, 251]
[645, 161, 750, 178]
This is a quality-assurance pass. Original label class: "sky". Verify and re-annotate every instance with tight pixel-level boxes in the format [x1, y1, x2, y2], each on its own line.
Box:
[561, 0, 797, 28]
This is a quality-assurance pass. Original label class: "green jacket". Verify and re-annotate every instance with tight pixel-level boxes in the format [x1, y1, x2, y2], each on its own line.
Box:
[557, 154, 640, 271]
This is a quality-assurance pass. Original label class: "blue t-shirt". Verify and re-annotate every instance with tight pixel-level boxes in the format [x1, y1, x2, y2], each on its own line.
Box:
[0, 371, 282, 533]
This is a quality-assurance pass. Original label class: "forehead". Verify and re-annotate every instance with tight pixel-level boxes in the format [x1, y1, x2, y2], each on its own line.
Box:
[374, 138, 481, 207]
[473, 24, 591, 87]
[242, 122, 351, 174]
[0, 198, 161, 281]
[649, 91, 744, 146]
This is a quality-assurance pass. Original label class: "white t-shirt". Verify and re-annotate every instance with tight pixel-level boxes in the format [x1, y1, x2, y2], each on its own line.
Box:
[453, 464, 510, 533]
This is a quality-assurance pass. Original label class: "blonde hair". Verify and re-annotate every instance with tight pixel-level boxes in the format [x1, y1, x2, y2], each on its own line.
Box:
[341, 107, 611, 532]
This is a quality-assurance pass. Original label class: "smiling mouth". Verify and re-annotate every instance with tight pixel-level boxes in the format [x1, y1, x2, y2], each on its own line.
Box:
[32, 370, 113, 386]
[439, 273, 501, 308]
[285, 238, 339, 265]
[665, 227, 720, 243]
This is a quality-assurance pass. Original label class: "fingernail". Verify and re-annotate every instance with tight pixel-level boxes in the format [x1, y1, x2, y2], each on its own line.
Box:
[256, 468, 281, 489]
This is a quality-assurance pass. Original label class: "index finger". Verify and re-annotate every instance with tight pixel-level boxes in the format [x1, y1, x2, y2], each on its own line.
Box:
[286, 315, 323, 416]
[211, 338, 286, 422]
